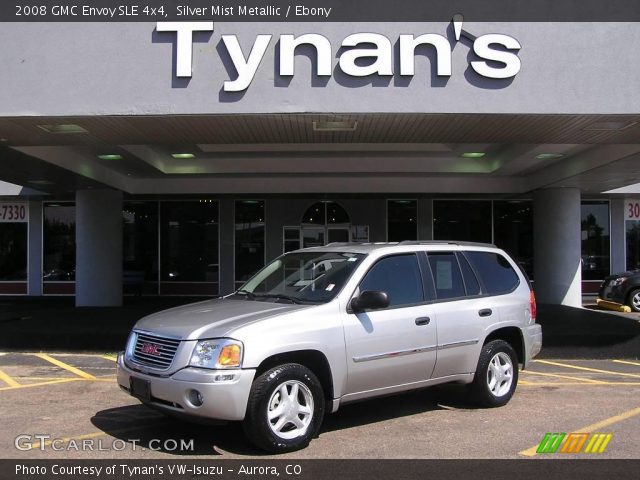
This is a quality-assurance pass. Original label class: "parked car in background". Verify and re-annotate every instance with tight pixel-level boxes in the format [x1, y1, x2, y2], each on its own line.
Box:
[598, 270, 640, 312]
[117, 242, 542, 453]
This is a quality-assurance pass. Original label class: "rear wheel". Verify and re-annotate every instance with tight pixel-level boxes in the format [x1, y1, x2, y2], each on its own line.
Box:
[242, 363, 325, 453]
[627, 288, 640, 313]
[470, 340, 519, 407]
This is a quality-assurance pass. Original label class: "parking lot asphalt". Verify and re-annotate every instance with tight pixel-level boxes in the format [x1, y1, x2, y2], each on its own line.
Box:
[1, 352, 638, 459]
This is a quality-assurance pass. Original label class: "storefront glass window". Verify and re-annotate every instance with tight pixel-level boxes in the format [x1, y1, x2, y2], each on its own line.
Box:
[626, 221, 640, 271]
[302, 201, 350, 225]
[327, 202, 350, 224]
[43, 203, 76, 282]
[0, 223, 27, 281]
[581, 201, 610, 280]
[387, 200, 417, 242]
[123, 201, 159, 294]
[433, 200, 492, 244]
[160, 201, 219, 293]
[235, 200, 265, 288]
[493, 201, 534, 278]
[302, 202, 325, 225]
[283, 227, 300, 253]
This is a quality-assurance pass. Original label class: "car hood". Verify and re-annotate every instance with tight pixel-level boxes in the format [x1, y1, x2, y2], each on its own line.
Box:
[605, 269, 640, 280]
[133, 297, 310, 340]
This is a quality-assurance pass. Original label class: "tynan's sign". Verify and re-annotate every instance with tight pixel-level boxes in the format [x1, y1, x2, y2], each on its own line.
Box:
[157, 17, 522, 92]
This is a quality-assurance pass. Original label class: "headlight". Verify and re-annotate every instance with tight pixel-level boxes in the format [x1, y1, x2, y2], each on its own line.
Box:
[611, 277, 628, 287]
[190, 339, 243, 369]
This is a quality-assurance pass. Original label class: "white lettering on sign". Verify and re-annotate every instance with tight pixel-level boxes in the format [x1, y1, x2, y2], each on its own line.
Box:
[339, 33, 393, 77]
[471, 34, 522, 79]
[222, 34, 272, 92]
[280, 34, 333, 76]
[156, 17, 522, 91]
[0, 203, 28, 223]
[625, 199, 640, 220]
[156, 21, 215, 77]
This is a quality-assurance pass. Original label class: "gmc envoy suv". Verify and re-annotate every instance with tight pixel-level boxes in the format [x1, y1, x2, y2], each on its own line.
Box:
[117, 242, 542, 453]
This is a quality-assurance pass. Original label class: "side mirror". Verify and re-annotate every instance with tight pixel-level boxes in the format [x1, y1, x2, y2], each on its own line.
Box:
[351, 290, 390, 312]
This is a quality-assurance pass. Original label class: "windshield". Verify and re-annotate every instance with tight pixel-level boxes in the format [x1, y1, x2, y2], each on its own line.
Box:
[235, 251, 365, 304]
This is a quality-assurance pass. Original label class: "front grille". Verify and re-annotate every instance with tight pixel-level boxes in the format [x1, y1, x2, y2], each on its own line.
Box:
[132, 332, 180, 370]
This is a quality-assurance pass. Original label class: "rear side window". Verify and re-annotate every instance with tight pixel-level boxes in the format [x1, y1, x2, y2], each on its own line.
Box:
[465, 251, 520, 295]
[427, 252, 466, 300]
[457, 253, 481, 296]
[360, 254, 424, 307]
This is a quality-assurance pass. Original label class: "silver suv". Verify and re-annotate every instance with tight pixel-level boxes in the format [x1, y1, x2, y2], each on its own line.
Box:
[117, 242, 542, 453]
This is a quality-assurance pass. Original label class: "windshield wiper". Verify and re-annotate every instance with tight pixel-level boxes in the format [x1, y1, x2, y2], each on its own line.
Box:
[251, 293, 307, 304]
[235, 289, 256, 300]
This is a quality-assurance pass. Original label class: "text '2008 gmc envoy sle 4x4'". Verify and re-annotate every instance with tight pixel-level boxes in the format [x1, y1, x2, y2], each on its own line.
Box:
[117, 242, 542, 453]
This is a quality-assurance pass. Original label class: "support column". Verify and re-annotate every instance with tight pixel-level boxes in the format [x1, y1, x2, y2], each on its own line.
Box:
[609, 198, 626, 274]
[75, 189, 123, 307]
[533, 188, 582, 307]
[27, 200, 42, 296]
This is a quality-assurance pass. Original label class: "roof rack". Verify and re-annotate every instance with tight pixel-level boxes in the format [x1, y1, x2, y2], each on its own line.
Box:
[397, 240, 497, 248]
[323, 241, 497, 248]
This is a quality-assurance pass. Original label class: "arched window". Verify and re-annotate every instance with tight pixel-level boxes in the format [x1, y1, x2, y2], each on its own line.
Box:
[301, 201, 350, 225]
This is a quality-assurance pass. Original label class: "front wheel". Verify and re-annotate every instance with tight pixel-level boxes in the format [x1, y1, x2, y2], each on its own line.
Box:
[470, 340, 519, 407]
[242, 363, 325, 453]
[627, 288, 640, 313]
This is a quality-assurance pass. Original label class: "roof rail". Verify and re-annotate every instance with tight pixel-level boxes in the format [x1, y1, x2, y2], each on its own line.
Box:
[397, 240, 497, 248]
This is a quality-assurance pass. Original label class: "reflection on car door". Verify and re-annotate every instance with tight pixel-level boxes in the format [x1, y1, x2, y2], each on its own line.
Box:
[342, 254, 437, 398]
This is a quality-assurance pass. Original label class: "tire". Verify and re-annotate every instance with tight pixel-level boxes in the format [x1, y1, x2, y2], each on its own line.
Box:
[242, 363, 325, 453]
[469, 340, 519, 408]
[627, 288, 640, 313]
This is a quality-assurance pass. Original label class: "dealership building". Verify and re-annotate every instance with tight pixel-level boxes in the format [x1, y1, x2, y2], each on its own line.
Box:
[1, 21, 640, 307]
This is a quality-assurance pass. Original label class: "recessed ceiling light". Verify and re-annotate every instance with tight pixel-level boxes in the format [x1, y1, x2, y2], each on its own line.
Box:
[535, 153, 564, 160]
[97, 154, 123, 160]
[171, 153, 196, 159]
[313, 120, 358, 132]
[27, 180, 54, 185]
[461, 152, 486, 158]
[37, 124, 88, 134]
[583, 121, 637, 131]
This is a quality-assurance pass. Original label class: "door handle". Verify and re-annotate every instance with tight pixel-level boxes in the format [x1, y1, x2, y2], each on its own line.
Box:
[415, 317, 431, 326]
[478, 308, 493, 317]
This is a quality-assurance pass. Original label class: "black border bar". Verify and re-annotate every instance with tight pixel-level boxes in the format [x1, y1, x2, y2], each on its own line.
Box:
[4, 0, 640, 22]
[3, 460, 640, 480]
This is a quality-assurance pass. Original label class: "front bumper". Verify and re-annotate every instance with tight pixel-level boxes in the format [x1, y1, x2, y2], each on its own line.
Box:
[523, 323, 542, 368]
[117, 354, 255, 421]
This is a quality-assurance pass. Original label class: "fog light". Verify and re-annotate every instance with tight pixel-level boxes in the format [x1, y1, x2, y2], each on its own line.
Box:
[188, 389, 204, 407]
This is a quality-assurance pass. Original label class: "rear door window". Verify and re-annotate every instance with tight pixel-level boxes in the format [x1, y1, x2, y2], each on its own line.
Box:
[465, 251, 520, 295]
[427, 252, 466, 300]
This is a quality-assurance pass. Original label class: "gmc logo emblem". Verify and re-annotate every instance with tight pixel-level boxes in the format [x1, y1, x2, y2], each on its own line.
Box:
[141, 343, 161, 356]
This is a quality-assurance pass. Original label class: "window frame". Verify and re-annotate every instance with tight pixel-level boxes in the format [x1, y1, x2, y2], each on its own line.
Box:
[348, 252, 428, 312]
[463, 250, 521, 297]
[423, 251, 469, 303]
